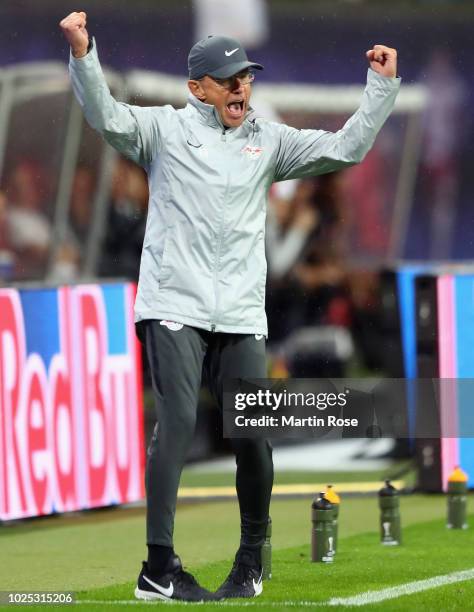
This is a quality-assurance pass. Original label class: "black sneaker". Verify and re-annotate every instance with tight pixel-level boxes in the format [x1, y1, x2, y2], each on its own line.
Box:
[134, 555, 215, 602]
[215, 549, 263, 599]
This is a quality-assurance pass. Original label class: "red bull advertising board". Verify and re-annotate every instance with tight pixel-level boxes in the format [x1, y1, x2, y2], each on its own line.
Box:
[0, 283, 144, 521]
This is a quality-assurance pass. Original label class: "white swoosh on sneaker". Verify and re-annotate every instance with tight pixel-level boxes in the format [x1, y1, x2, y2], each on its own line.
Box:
[143, 575, 174, 598]
[255, 334, 264, 341]
[225, 48, 239, 56]
[253, 573, 263, 596]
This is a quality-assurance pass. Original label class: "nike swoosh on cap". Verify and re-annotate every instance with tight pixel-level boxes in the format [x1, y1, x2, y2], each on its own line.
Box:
[225, 48, 239, 57]
[143, 575, 174, 598]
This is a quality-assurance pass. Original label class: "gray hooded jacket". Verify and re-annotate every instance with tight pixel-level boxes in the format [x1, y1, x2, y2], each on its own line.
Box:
[69, 40, 400, 335]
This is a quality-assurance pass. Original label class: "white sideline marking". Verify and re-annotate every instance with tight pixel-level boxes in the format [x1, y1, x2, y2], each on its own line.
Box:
[77, 602, 322, 607]
[78, 567, 474, 607]
[327, 568, 474, 607]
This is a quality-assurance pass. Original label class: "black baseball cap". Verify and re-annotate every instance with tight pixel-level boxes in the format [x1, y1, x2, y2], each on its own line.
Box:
[188, 35, 264, 80]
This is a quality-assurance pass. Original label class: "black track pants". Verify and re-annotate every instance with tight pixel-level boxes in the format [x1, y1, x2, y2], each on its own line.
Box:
[137, 320, 273, 548]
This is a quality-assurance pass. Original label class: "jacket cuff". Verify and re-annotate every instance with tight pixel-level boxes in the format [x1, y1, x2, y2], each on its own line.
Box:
[367, 67, 401, 90]
[69, 37, 98, 70]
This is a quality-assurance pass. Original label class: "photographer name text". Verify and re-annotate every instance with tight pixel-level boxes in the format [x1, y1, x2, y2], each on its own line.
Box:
[234, 415, 358, 428]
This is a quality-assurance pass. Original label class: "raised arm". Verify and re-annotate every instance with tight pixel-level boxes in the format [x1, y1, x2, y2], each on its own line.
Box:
[273, 45, 401, 182]
[60, 11, 172, 167]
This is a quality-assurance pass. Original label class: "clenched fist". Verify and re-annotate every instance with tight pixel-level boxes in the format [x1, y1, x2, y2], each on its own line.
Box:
[366, 45, 397, 78]
[59, 12, 89, 58]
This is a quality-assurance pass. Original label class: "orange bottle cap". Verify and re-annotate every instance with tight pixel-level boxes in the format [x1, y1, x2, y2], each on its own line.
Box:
[325, 485, 340, 504]
[448, 466, 468, 482]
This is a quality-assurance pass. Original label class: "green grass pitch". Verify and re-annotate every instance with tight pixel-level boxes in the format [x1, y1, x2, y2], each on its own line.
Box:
[1, 474, 473, 610]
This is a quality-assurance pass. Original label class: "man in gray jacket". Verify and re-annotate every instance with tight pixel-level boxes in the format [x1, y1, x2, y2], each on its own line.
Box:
[60, 11, 400, 602]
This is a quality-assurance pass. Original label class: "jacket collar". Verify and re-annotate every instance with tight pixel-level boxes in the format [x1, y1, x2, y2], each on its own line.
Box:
[187, 94, 224, 129]
[186, 94, 255, 133]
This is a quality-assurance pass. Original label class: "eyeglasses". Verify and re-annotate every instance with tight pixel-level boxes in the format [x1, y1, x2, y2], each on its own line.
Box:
[205, 70, 255, 91]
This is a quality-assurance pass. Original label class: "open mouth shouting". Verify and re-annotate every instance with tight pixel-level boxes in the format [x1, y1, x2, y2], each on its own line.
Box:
[225, 98, 245, 122]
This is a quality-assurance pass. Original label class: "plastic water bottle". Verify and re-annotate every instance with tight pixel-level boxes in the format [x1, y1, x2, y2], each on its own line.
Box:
[311, 492, 335, 562]
[378, 480, 401, 546]
[325, 485, 340, 556]
[447, 467, 468, 529]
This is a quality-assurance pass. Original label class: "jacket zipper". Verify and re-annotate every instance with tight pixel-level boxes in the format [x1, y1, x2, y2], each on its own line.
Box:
[210, 127, 230, 333]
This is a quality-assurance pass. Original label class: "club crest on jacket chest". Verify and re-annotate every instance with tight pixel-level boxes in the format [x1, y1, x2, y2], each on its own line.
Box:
[241, 145, 264, 160]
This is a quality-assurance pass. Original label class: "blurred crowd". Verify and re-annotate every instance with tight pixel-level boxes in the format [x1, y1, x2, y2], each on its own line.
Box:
[265, 172, 384, 377]
[267, 174, 348, 340]
[0, 160, 52, 281]
[0, 152, 384, 376]
[0, 0, 469, 379]
[0, 156, 148, 284]
[0, 43, 466, 378]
